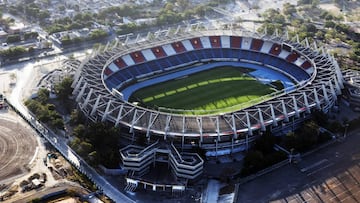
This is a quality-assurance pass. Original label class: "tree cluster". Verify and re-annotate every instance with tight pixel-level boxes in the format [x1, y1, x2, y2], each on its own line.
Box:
[282, 119, 332, 152]
[6, 34, 21, 43]
[69, 122, 121, 168]
[0, 46, 27, 58]
[24, 88, 64, 129]
[240, 133, 286, 177]
[24, 32, 39, 40]
[8, 2, 50, 24]
[58, 29, 109, 46]
[5, 31, 39, 44]
[54, 77, 73, 102]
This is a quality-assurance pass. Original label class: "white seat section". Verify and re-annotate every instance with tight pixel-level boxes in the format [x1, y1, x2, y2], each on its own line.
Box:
[241, 37, 252, 50]
[278, 50, 290, 59]
[163, 44, 176, 56]
[221, 36, 230, 48]
[109, 62, 119, 72]
[122, 54, 135, 66]
[260, 41, 273, 53]
[306, 67, 314, 75]
[142, 49, 156, 61]
[295, 57, 305, 66]
[182, 40, 194, 51]
[200, 36, 211, 48]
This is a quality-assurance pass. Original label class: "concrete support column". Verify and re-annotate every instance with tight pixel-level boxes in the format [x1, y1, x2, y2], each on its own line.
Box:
[115, 105, 124, 127]
[232, 114, 238, 139]
[303, 92, 310, 113]
[270, 104, 278, 127]
[83, 88, 93, 107]
[246, 112, 252, 136]
[314, 88, 321, 109]
[76, 82, 87, 102]
[258, 108, 266, 131]
[281, 100, 289, 122]
[90, 95, 101, 116]
[101, 100, 112, 122]
[322, 84, 330, 105]
[292, 96, 299, 118]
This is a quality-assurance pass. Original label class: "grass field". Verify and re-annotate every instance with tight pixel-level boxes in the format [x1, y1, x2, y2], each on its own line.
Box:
[129, 66, 277, 115]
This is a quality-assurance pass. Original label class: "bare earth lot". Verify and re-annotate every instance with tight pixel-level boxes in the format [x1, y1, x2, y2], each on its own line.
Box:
[0, 117, 37, 183]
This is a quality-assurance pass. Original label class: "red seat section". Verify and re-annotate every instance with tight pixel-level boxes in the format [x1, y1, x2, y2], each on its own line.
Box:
[269, 43, 282, 56]
[114, 58, 127, 68]
[151, 46, 167, 58]
[104, 67, 112, 76]
[301, 61, 312, 69]
[130, 51, 146, 63]
[209, 36, 221, 48]
[286, 52, 300, 62]
[171, 41, 186, 53]
[190, 37, 203, 49]
[230, 36, 242, 48]
[250, 39, 264, 51]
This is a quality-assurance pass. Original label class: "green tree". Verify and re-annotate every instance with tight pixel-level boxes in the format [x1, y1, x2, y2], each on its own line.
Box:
[58, 5, 66, 11]
[262, 9, 286, 24]
[54, 77, 73, 101]
[24, 99, 42, 115]
[51, 118, 64, 129]
[6, 34, 21, 43]
[69, 137, 81, 150]
[37, 88, 49, 104]
[241, 150, 265, 176]
[79, 141, 93, 156]
[24, 32, 39, 40]
[0, 46, 27, 58]
[177, 0, 189, 11]
[73, 124, 86, 138]
[89, 29, 108, 40]
[283, 3, 297, 17]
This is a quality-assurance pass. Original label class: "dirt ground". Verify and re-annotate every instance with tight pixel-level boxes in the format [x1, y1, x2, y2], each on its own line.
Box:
[0, 116, 37, 184]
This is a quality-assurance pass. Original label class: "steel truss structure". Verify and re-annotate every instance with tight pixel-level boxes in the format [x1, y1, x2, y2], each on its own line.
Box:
[72, 28, 343, 152]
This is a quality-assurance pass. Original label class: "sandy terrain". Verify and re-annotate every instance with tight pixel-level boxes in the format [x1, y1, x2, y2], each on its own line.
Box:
[0, 116, 37, 184]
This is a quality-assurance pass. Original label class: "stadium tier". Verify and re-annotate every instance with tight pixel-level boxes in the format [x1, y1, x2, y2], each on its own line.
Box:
[73, 29, 343, 155]
[104, 48, 311, 91]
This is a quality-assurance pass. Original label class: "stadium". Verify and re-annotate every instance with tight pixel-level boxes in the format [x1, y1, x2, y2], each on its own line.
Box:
[72, 28, 343, 188]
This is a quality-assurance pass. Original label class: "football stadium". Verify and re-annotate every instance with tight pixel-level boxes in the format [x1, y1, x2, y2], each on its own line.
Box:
[72, 28, 343, 190]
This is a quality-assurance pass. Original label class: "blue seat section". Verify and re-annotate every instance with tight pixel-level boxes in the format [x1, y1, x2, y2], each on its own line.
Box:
[202, 49, 213, 59]
[212, 48, 222, 58]
[136, 63, 152, 74]
[239, 51, 309, 82]
[126, 67, 140, 78]
[197, 50, 206, 60]
[156, 58, 171, 70]
[176, 52, 192, 64]
[106, 74, 123, 90]
[186, 51, 199, 61]
[104, 48, 310, 90]
[221, 49, 232, 58]
[146, 60, 162, 72]
[167, 56, 182, 66]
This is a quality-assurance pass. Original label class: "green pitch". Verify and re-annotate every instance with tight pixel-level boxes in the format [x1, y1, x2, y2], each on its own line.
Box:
[129, 66, 277, 115]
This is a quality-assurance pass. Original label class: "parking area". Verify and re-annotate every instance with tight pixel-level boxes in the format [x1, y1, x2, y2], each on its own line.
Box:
[237, 128, 360, 203]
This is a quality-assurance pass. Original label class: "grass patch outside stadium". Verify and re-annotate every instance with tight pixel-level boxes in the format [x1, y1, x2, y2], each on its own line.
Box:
[129, 66, 281, 115]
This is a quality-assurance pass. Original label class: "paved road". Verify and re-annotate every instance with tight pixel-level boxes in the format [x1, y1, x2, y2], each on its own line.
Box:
[236, 129, 360, 203]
